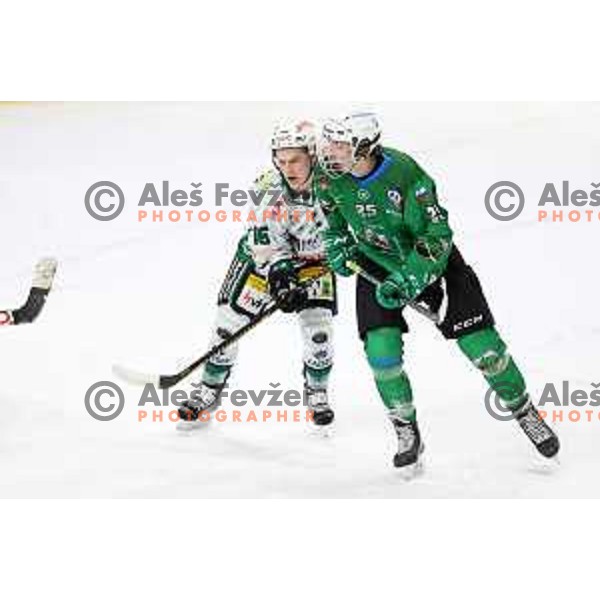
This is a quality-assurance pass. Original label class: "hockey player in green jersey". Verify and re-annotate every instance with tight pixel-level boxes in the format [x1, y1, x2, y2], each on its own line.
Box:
[315, 112, 559, 472]
[178, 120, 337, 430]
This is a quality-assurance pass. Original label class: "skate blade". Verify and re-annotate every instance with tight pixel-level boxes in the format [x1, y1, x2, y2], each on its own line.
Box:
[396, 456, 425, 481]
[394, 452, 425, 481]
[176, 419, 211, 434]
[307, 421, 335, 438]
[528, 453, 560, 475]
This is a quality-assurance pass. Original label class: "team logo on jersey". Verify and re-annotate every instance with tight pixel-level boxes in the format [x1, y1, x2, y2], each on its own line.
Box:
[357, 188, 371, 202]
[387, 188, 403, 208]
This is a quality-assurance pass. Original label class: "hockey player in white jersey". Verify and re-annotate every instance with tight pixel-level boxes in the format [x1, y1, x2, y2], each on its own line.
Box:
[178, 120, 337, 429]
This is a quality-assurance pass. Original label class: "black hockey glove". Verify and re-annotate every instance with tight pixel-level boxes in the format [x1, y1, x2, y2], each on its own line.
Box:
[268, 260, 308, 313]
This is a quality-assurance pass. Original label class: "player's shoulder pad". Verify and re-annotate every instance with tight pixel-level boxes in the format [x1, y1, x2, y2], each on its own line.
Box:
[384, 146, 436, 197]
[252, 167, 283, 192]
[382, 146, 422, 171]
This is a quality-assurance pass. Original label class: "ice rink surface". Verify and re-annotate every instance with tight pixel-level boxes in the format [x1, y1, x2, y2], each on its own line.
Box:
[0, 101, 598, 498]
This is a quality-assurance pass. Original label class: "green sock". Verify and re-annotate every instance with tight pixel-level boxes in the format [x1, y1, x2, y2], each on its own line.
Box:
[304, 364, 332, 391]
[364, 327, 415, 421]
[457, 326, 527, 410]
[202, 361, 231, 387]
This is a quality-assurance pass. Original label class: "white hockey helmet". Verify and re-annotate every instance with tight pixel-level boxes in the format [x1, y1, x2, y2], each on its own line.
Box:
[271, 119, 317, 156]
[319, 111, 382, 174]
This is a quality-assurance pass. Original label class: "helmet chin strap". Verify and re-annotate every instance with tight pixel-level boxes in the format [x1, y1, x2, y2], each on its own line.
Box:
[349, 144, 382, 177]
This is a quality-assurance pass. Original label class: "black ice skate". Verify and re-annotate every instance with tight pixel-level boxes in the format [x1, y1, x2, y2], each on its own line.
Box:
[513, 398, 560, 459]
[177, 382, 224, 431]
[305, 387, 335, 428]
[390, 415, 424, 476]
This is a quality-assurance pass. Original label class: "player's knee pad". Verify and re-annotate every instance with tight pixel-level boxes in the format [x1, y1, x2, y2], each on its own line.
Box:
[458, 327, 510, 377]
[364, 327, 406, 381]
[298, 307, 334, 371]
[207, 304, 251, 367]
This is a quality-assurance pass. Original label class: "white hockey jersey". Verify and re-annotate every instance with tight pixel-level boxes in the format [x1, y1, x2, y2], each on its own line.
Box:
[244, 168, 328, 275]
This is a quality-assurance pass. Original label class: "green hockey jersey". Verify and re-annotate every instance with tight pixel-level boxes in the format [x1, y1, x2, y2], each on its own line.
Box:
[315, 147, 454, 291]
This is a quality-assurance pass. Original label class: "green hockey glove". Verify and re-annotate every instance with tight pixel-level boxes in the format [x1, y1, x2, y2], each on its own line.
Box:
[324, 233, 359, 277]
[375, 269, 432, 310]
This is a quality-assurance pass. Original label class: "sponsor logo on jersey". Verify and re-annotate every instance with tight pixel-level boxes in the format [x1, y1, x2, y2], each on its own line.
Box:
[238, 286, 270, 315]
[239, 291, 264, 312]
[246, 273, 268, 293]
[234, 273, 271, 316]
[297, 236, 322, 253]
[415, 185, 432, 203]
[387, 188, 403, 208]
[298, 267, 334, 302]
[364, 228, 391, 250]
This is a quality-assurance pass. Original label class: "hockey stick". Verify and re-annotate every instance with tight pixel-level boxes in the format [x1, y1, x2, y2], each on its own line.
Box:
[113, 267, 329, 389]
[0, 258, 58, 327]
[346, 260, 441, 324]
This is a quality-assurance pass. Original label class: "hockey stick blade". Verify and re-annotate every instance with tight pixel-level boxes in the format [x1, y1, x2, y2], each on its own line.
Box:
[0, 258, 59, 327]
[112, 363, 160, 387]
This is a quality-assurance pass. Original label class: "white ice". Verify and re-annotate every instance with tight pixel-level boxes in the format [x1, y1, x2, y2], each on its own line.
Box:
[0, 101, 598, 498]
